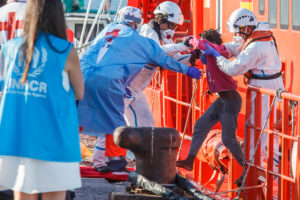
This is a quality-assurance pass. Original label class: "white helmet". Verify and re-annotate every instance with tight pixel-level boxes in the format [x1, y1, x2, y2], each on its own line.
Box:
[254, 21, 271, 31]
[153, 1, 184, 25]
[226, 8, 257, 32]
[117, 6, 143, 25]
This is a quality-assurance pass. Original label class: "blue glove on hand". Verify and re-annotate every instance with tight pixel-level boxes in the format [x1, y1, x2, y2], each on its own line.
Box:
[200, 55, 207, 65]
[187, 66, 202, 80]
[203, 43, 221, 57]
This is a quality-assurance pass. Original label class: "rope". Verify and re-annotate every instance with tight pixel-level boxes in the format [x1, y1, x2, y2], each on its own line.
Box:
[83, 0, 107, 45]
[192, 78, 202, 108]
[235, 88, 286, 199]
[205, 184, 264, 196]
[151, 69, 160, 113]
[79, 0, 92, 49]
[176, 80, 199, 161]
[76, 41, 92, 51]
[113, 0, 124, 23]
[197, 71, 207, 114]
[200, 170, 217, 190]
[191, 70, 205, 109]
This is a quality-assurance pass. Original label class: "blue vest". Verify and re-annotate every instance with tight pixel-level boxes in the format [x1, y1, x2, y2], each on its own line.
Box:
[0, 32, 81, 162]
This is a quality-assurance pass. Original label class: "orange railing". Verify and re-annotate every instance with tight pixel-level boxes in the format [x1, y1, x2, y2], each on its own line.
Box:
[146, 72, 300, 199]
[244, 85, 300, 200]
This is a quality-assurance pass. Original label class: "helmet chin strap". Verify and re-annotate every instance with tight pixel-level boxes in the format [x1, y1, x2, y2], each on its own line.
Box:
[238, 25, 255, 39]
[237, 32, 249, 40]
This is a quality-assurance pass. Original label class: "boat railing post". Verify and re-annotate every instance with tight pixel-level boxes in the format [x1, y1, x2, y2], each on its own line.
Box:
[265, 95, 275, 200]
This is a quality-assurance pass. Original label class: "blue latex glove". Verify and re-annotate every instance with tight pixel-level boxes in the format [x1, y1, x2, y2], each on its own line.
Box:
[203, 43, 221, 57]
[200, 55, 207, 65]
[187, 66, 202, 80]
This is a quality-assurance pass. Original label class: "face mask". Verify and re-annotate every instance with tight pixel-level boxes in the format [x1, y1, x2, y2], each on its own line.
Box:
[233, 35, 245, 44]
[160, 29, 175, 44]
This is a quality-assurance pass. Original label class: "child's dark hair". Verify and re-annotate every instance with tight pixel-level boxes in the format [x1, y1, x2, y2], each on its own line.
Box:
[200, 29, 223, 45]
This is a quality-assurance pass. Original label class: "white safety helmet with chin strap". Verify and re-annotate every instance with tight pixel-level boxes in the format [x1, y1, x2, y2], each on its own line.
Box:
[226, 8, 257, 33]
[117, 6, 143, 26]
[153, 1, 184, 25]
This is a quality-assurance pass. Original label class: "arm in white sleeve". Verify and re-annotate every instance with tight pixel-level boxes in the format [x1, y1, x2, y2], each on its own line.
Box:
[172, 53, 191, 66]
[139, 24, 161, 45]
[216, 43, 260, 76]
[224, 41, 243, 58]
[140, 24, 191, 69]
[146, 38, 188, 74]
[161, 43, 190, 56]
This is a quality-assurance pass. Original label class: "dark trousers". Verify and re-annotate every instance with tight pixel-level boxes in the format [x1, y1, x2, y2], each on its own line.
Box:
[188, 90, 245, 166]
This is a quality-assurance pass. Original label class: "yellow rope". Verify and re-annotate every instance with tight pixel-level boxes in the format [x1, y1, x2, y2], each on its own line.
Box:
[176, 80, 199, 161]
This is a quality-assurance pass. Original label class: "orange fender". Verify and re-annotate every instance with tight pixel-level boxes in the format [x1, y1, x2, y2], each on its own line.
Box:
[196, 129, 243, 173]
[80, 142, 93, 159]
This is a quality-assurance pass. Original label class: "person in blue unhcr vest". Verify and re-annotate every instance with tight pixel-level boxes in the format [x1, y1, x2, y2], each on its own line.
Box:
[0, 0, 84, 199]
[78, 6, 201, 173]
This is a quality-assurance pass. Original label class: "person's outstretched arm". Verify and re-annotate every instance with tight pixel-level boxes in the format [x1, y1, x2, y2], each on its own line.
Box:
[202, 42, 258, 77]
[145, 38, 201, 79]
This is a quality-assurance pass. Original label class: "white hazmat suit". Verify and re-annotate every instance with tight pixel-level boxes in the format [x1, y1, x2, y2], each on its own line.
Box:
[124, 22, 192, 127]
[219, 22, 284, 170]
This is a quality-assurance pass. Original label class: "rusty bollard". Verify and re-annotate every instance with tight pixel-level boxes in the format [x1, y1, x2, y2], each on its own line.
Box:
[113, 127, 180, 184]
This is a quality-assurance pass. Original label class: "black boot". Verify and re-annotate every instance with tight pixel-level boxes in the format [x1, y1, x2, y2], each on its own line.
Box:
[176, 155, 196, 171]
[106, 156, 128, 172]
[234, 171, 246, 187]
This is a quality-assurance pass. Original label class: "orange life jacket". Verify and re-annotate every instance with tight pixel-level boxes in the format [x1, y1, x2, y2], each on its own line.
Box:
[242, 31, 280, 84]
[196, 129, 243, 174]
[242, 30, 274, 51]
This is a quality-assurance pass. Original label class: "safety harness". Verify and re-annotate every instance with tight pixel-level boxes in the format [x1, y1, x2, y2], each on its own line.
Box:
[242, 31, 282, 84]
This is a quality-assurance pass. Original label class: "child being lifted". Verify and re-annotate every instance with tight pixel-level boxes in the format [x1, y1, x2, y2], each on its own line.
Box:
[177, 29, 245, 185]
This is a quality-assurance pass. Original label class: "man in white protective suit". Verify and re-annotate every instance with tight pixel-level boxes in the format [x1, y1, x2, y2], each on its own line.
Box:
[92, 1, 199, 169]
[202, 8, 284, 180]
[123, 1, 196, 128]
[79, 6, 201, 173]
[0, 0, 27, 97]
